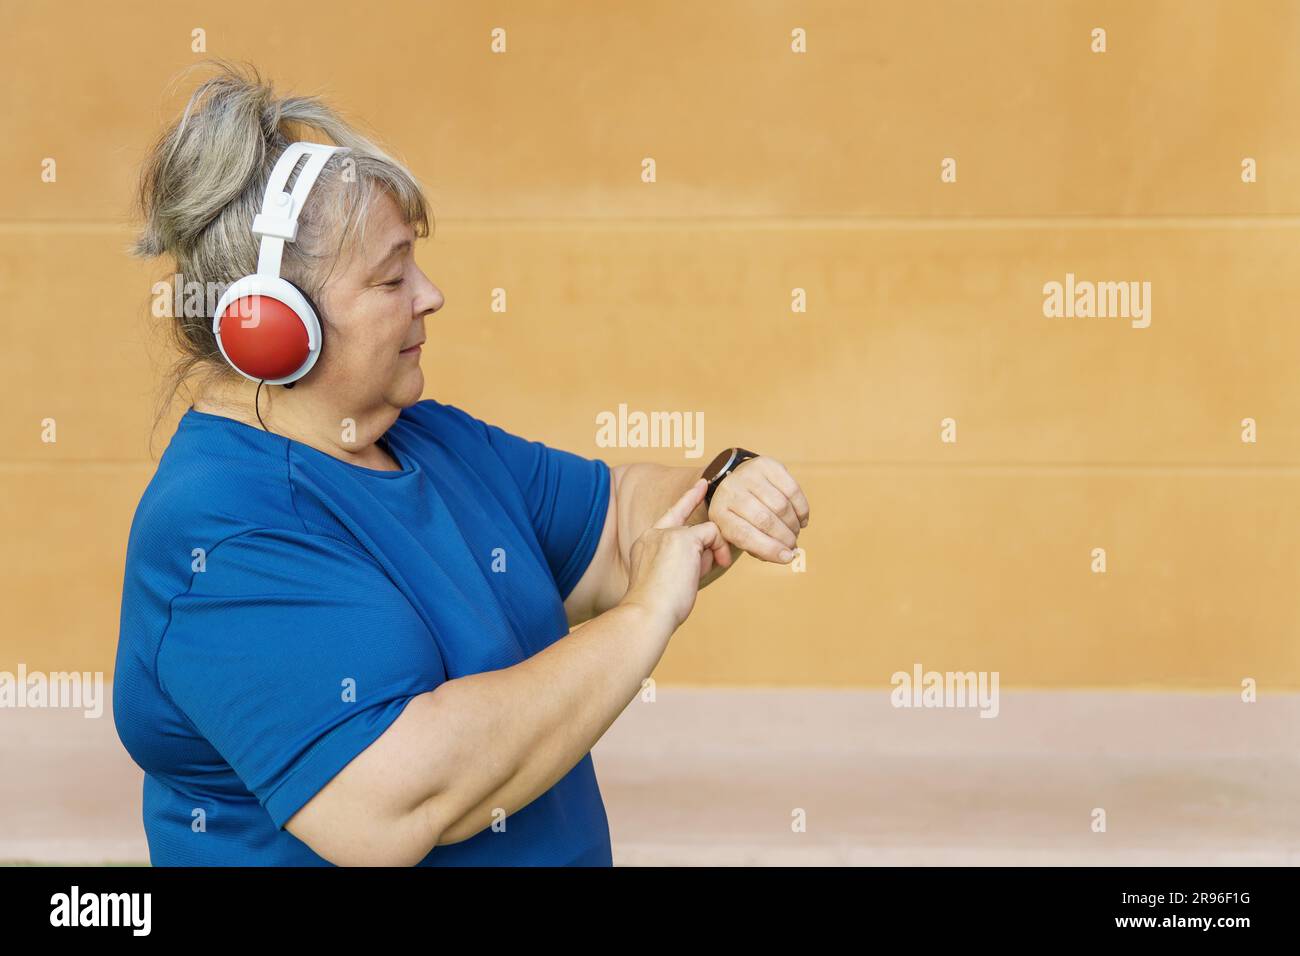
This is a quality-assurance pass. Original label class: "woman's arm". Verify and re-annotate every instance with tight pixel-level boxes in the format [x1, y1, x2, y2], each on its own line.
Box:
[284, 481, 727, 865]
[284, 600, 669, 863]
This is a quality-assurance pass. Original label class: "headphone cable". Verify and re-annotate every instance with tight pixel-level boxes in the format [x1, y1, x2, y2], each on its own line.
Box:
[255, 379, 269, 432]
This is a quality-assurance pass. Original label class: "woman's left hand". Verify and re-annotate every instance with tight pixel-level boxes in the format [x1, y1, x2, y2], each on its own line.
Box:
[706, 456, 810, 564]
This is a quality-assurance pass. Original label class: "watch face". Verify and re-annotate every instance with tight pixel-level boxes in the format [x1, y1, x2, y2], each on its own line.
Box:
[703, 447, 736, 483]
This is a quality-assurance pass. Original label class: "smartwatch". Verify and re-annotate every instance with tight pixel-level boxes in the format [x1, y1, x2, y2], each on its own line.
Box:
[701, 447, 759, 508]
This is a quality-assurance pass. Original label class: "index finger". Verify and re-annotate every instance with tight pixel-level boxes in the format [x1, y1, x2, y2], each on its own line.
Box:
[655, 478, 708, 530]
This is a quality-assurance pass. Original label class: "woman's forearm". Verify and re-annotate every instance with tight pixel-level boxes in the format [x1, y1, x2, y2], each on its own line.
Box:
[419, 599, 674, 846]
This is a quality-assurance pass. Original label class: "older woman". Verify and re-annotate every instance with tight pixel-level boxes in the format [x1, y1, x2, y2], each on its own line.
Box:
[114, 62, 810, 866]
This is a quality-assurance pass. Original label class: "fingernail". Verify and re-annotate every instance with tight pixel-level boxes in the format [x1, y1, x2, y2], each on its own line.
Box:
[779, 549, 794, 562]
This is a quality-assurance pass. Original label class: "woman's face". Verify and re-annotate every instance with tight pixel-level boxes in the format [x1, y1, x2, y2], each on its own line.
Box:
[312, 189, 443, 415]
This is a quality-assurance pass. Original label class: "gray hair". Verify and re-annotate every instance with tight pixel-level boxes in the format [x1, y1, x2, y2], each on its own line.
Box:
[131, 58, 432, 442]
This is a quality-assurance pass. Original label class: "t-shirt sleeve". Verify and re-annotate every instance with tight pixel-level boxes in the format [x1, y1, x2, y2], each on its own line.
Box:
[446, 405, 610, 601]
[156, 528, 448, 831]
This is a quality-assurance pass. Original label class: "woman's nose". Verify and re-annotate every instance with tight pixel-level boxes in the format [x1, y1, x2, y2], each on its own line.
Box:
[417, 274, 444, 316]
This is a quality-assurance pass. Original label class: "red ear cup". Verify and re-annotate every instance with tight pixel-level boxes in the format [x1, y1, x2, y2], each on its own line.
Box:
[215, 294, 311, 381]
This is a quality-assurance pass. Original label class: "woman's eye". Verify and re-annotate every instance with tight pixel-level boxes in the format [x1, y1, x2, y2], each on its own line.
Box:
[382, 277, 404, 288]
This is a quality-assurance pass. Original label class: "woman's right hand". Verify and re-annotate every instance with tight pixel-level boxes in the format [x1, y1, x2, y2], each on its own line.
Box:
[621, 478, 734, 633]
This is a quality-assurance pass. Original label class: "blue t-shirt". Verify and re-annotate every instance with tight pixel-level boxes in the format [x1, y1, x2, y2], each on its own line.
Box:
[113, 399, 613, 866]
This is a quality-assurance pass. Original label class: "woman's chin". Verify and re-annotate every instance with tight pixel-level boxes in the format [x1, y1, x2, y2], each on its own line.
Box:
[392, 365, 425, 404]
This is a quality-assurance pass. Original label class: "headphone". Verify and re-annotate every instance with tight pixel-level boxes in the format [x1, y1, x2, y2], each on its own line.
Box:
[211, 141, 346, 387]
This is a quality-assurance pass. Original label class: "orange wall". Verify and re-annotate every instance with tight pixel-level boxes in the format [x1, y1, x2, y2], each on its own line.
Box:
[2, 0, 1298, 688]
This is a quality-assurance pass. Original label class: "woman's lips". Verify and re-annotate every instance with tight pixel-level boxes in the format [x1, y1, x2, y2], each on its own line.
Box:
[400, 343, 423, 356]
